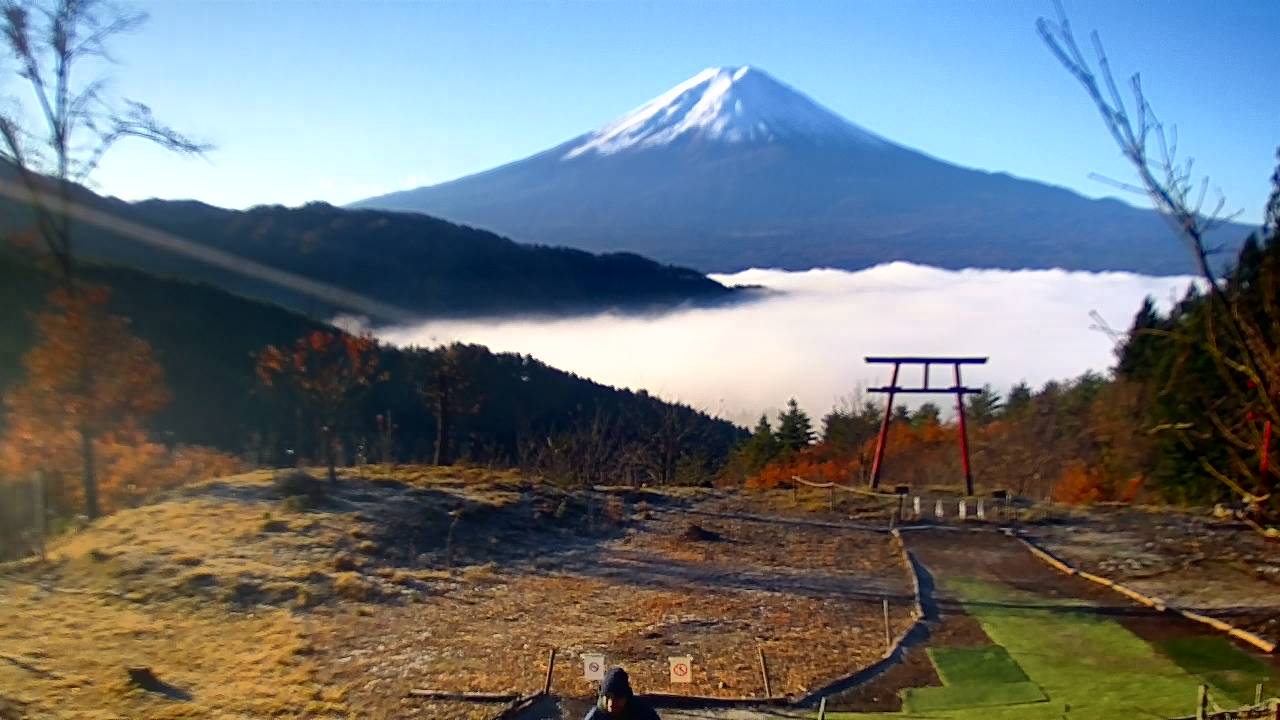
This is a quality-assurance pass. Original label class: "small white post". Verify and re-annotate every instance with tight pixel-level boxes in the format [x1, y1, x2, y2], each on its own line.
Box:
[913, 496, 921, 517]
[958, 500, 967, 521]
[935, 499, 944, 519]
[976, 499, 985, 520]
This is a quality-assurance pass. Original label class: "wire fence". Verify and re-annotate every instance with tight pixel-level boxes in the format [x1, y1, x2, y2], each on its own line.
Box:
[1171, 685, 1280, 720]
[789, 475, 1016, 523]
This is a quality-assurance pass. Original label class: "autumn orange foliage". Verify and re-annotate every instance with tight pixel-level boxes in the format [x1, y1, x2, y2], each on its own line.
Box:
[745, 421, 958, 489]
[0, 287, 172, 517]
[1051, 462, 1145, 505]
[256, 331, 383, 481]
[1051, 462, 1105, 504]
[746, 446, 859, 489]
[0, 287, 242, 516]
[6, 287, 170, 438]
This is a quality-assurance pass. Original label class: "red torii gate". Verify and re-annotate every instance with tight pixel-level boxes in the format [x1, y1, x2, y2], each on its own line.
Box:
[865, 356, 988, 496]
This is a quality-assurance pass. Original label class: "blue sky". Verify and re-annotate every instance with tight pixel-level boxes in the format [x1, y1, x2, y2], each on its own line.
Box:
[65, 0, 1280, 225]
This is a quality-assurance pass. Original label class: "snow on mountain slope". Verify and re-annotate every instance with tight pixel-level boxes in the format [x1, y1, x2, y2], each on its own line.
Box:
[563, 66, 888, 159]
[352, 65, 1249, 276]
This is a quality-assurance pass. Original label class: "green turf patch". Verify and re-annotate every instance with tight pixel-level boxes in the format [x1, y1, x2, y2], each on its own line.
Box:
[945, 578, 1213, 719]
[1157, 636, 1275, 705]
[927, 645, 1029, 686]
[1159, 635, 1268, 673]
[822, 577, 1279, 719]
[902, 680, 1047, 712]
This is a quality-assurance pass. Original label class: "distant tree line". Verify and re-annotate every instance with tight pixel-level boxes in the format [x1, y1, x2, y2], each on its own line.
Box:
[0, 249, 744, 551]
[724, 194, 1279, 517]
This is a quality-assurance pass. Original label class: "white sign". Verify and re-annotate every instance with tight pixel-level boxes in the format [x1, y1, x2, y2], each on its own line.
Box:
[583, 654, 605, 681]
[668, 655, 693, 684]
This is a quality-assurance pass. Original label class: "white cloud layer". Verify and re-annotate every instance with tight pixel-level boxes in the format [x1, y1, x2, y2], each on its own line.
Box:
[378, 262, 1197, 428]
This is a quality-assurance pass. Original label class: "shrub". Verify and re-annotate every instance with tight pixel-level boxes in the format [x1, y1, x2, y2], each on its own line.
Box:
[332, 553, 360, 572]
[1052, 462, 1105, 505]
[333, 571, 375, 601]
[273, 469, 326, 510]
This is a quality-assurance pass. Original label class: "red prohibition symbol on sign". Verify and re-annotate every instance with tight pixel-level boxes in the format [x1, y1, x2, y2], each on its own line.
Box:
[673, 663, 689, 677]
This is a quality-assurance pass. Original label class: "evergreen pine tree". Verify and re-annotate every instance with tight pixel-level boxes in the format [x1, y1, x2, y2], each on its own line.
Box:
[964, 384, 1004, 424]
[1005, 382, 1033, 415]
[910, 402, 941, 427]
[748, 414, 780, 465]
[775, 398, 815, 451]
[1115, 297, 1164, 380]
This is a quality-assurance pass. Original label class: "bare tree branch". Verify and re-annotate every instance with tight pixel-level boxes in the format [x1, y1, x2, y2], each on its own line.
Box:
[1040, 2, 1279, 513]
[1, 0, 211, 288]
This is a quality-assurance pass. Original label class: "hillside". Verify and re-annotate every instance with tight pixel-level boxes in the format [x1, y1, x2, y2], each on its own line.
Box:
[357, 66, 1249, 275]
[0, 168, 740, 323]
[0, 252, 744, 469]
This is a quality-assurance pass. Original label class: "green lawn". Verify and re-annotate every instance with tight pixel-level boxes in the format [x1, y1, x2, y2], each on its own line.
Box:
[927, 646, 1028, 686]
[1157, 636, 1273, 705]
[820, 577, 1278, 719]
[902, 681, 1046, 713]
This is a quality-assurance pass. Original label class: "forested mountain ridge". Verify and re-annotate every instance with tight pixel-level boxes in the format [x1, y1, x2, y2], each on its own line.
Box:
[0, 163, 742, 322]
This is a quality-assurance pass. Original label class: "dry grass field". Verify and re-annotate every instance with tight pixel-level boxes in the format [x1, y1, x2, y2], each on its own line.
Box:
[0, 467, 913, 719]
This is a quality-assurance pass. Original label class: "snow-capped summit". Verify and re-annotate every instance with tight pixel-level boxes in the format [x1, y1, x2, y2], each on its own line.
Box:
[563, 66, 887, 159]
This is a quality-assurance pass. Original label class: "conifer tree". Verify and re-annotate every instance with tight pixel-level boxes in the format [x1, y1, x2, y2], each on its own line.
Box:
[775, 398, 815, 452]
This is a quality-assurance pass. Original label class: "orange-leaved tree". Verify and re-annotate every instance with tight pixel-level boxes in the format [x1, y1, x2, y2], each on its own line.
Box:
[256, 330, 382, 482]
[1, 287, 168, 518]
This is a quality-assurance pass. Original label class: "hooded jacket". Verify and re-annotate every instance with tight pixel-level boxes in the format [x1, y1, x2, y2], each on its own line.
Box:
[583, 668, 661, 720]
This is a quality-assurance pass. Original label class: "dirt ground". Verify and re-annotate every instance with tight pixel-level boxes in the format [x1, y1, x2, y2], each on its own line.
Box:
[317, 492, 915, 719]
[0, 470, 916, 720]
[6, 467, 1276, 720]
[1024, 505, 1280, 637]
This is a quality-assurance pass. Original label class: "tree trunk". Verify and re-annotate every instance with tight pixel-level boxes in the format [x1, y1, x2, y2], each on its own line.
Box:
[434, 372, 452, 466]
[80, 427, 99, 520]
[323, 425, 337, 483]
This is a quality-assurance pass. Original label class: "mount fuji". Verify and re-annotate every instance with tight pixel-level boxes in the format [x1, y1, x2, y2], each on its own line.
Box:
[355, 66, 1247, 275]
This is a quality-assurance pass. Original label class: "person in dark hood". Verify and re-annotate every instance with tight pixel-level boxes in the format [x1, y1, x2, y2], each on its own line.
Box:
[584, 667, 660, 720]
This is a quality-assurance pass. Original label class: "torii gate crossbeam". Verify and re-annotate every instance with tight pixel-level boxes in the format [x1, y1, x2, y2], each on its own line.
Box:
[865, 356, 988, 496]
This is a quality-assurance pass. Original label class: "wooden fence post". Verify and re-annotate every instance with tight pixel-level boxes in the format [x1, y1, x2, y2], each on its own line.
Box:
[543, 648, 557, 695]
[1257, 682, 1265, 705]
[883, 598, 892, 651]
[818, 697, 827, 720]
[757, 646, 771, 698]
[1196, 684, 1207, 720]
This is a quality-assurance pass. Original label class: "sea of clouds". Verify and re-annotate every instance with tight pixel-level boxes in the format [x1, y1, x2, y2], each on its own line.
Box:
[378, 262, 1197, 427]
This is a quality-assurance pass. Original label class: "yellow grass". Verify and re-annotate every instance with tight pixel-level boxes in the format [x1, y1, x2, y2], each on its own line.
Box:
[0, 466, 917, 719]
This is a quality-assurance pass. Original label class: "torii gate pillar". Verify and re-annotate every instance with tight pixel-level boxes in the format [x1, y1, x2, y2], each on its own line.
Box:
[865, 356, 988, 496]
